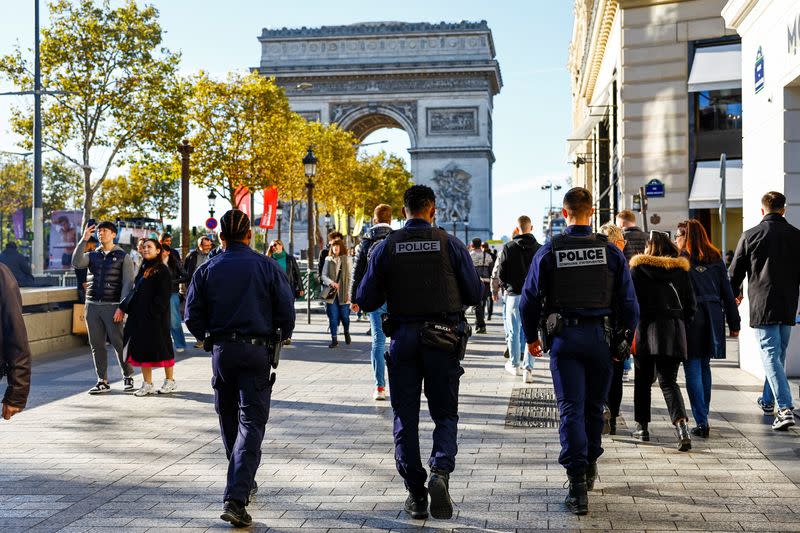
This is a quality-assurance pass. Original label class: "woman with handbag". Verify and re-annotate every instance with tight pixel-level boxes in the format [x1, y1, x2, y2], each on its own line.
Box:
[321, 238, 352, 348]
[629, 231, 696, 451]
[122, 238, 176, 397]
[268, 239, 304, 345]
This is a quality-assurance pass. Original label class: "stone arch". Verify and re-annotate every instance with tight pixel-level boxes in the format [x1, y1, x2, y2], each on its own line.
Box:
[337, 105, 418, 147]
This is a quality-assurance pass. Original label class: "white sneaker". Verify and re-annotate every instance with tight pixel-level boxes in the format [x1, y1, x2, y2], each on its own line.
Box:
[373, 387, 387, 401]
[523, 368, 534, 384]
[175, 348, 185, 353]
[505, 361, 521, 376]
[158, 379, 177, 394]
[134, 382, 155, 397]
[622, 370, 630, 382]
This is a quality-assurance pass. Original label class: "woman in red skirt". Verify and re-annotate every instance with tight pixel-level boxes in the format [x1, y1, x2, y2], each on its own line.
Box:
[122, 238, 176, 396]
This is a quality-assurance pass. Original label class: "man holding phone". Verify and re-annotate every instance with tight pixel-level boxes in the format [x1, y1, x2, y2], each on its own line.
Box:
[72, 220, 136, 394]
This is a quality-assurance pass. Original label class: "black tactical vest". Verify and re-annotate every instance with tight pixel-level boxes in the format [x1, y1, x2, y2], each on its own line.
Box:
[86, 249, 127, 303]
[385, 226, 462, 317]
[547, 233, 614, 310]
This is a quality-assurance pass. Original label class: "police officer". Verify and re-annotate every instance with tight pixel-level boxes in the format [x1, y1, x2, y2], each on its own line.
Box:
[185, 209, 295, 528]
[520, 187, 638, 515]
[355, 185, 482, 520]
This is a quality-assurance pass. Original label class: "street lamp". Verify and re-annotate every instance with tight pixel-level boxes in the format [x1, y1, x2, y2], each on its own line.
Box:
[451, 213, 459, 238]
[323, 212, 332, 238]
[464, 216, 470, 243]
[303, 146, 318, 325]
[276, 204, 283, 242]
[207, 190, 217, 219]
[541, 183, 563, 215]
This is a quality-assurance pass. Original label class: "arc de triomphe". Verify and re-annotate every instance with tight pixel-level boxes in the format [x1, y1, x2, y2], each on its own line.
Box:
[256, 21, 502, 240]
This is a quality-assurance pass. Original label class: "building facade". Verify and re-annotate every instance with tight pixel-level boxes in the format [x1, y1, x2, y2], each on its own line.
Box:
[569, 0, 743, 247]
[723, 0, 800, 378]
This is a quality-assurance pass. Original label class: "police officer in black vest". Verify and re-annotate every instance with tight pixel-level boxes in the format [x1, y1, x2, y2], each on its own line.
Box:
[355, 185, 482, 520]
[185, 210, 295, 528]
[520, 187, 639, 515]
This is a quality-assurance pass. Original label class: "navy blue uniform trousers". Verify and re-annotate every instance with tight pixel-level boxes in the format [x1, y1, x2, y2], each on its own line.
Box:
[549, 323, 613, 476]
[386, 324, 465, 492]
[211, 342, 275, 504]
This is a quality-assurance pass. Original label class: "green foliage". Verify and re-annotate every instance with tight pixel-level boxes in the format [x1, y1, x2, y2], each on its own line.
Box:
[43, 159, 83, 213]
[94, 158, 179, 222]
[0, 158, 32, 217]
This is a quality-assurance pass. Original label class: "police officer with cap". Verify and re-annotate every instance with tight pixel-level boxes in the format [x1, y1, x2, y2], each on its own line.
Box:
[520, 187, 638, 515]
[355, 185, 482, 520]
[185, 209, 295, 528]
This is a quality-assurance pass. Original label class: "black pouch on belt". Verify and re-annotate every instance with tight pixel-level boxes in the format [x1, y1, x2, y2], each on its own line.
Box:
[419, 322, 460, 353]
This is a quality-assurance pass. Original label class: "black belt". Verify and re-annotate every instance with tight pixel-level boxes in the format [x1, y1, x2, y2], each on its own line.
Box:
[214, 333, 270, 346]
[561, 316, 605, 327]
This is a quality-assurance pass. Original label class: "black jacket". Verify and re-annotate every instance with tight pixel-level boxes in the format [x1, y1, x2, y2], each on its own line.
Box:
[730, 213, 800, 326]
[0, 263, 31, 409]
[0, 247, 34, 287]
[685, 257, 740, 359]
[350, 223, 393, 302]
[622, 226, 648, 261]
[281, 254, 303, 296]
[183, 248, 210, 280]
[630, 254, 696, 360]
[164, 247, 189, 294]
[497, 233, 540, 295]
[123, 261, 173, 364]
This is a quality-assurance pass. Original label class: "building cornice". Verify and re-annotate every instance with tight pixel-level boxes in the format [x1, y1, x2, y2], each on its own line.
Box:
[581, 0, 619, 102]
[619, 0, 692, 7]
[721, 0, 759, 31]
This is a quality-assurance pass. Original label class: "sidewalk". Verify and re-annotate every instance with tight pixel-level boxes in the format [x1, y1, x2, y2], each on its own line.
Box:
[0, 317, 799, 532]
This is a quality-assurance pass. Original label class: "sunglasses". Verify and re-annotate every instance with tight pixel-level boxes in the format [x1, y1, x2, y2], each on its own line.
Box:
[649, 230, 671, 239]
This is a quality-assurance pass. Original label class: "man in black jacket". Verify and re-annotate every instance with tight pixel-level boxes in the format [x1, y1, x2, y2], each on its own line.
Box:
[0, 262, 31, 420]
[615, 210, 648, 262]
[0, 243, 35, 288]
[351, 204, 393, 401]
[491, 215, 540, 383]
[730, 191, 800, 430]
[160, 233, 189, 352]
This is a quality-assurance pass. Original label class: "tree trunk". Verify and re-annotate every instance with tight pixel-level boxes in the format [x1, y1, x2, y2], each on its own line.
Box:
[288, 199, 295, 256]
[81, 168, 93, 229]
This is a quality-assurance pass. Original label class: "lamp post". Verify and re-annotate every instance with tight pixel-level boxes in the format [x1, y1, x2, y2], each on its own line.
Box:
[177, 140, 193, 260]
[323, 212, 332, 239]
[207, 190, 216, 219]
[276, 204, 283, 242]
[541, 183, 563, 215]
[303, 146, 318, 325]
[464, 216, 469, 243]
[451, 213, 459, 238]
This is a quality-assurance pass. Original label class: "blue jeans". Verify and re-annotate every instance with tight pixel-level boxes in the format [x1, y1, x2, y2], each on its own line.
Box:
[325, 301, 350, 339]
[368, 304, 388, 388]
[754, 325, 794, 410]
[504, 294, 533, 369]
[169, 293, 186, 350]
[683, 358, 712, 427]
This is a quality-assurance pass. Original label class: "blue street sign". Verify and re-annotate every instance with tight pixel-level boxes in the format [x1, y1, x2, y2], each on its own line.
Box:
[645, 179, 665, 198]
[755, 46, 765, 94]
[205, 217, 218, 231]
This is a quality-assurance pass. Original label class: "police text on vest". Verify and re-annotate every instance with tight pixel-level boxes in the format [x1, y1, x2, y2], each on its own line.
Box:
[395, 241, 441, 254]
[555, 247, 607, 268]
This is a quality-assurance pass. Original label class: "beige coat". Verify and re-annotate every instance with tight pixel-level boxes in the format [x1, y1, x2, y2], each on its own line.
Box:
[321, 255, 352, 304]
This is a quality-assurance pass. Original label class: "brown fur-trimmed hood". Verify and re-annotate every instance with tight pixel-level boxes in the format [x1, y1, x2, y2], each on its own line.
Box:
[629, 254, 690, 271]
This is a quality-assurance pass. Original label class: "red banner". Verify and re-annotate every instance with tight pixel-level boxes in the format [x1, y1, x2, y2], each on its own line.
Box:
[260, 187, 278, 229]
[234, 186, 251, 219]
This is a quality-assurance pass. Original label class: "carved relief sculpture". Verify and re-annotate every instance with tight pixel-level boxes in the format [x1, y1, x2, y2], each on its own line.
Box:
[432, 162, 472, 222]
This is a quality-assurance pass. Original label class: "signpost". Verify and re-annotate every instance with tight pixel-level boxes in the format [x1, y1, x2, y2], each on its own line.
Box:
[205, 217, 218, 231]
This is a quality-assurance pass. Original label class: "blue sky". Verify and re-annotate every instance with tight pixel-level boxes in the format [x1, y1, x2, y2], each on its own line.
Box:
[0, 0, 574, 240]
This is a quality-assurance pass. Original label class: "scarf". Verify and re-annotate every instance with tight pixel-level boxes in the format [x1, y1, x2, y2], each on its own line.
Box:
[273, 250, 287, 272]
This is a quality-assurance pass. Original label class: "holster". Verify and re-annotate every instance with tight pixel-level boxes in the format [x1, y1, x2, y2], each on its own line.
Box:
[268, 328, 282, 369]
[455, 318, 472, 360]
[202, 336, 214, 353]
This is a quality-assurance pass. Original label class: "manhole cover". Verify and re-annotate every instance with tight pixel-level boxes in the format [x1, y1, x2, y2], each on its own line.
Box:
[505, 387, 560, 428]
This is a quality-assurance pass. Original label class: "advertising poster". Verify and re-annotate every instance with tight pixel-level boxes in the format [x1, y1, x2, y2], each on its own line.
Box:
[49, 210, 82, 270]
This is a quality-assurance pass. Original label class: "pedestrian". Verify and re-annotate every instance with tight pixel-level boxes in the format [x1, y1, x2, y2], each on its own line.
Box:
[184, 236, 213, 280]
[675, 220, 740, 437]
[730, 191, 800, 430]
[598, 222, 628, 435]
[267, 239, 303, 346]
[469, 238, 493, 334]
[160, 234, 189, 353]
[72, 221, 136, 394]
[321, 238, 352, 348]
[121, 238, 176, 397]
[520, 187, 638, 515]
[318, 231, 344, 278]
[629, 231, 696, 450]
[350, 204, 393, 401]
[130, 239, 144, 273]
[75, 236, 98, 303]
[615, 209, 648, 261]
[481, 242, 496, 321]
[355, 185, 482, 521]
[0, 262, 31, 421]
[493, 216, 540, 383]
[185, 209, 295, 528]
[0, 242, 35, 288]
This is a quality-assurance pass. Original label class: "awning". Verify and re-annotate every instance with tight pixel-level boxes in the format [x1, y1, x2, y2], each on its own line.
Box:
[688, 159, 742, 209]
[688, 43, 742, 92]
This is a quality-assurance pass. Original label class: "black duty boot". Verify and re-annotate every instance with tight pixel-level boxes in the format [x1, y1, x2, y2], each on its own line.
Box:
[565, 473, 589, 515]
[328, 339, 338, 349]
[676, 420, 692, 452]
[609, 418, 617, 435]
[220, 500, 252, 528]
[428, 469, 454, 519]
[403, 487, 428, 519]
[344, 329, 352, 345]
[586, 463, 598, 491]
[632, 422, 650, 441]
[691, 424, 709, 438]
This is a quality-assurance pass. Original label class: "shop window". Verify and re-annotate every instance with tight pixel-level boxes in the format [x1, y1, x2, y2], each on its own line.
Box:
[695, 89, 742, 160]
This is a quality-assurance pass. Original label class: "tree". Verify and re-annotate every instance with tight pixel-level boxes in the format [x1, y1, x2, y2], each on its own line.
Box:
[94, 158, 179, 223]
[0, 0, 188, 225]
[43, 159, 83, 213]
[0, 158, 31, 217]
[187, 71, 296, 206]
